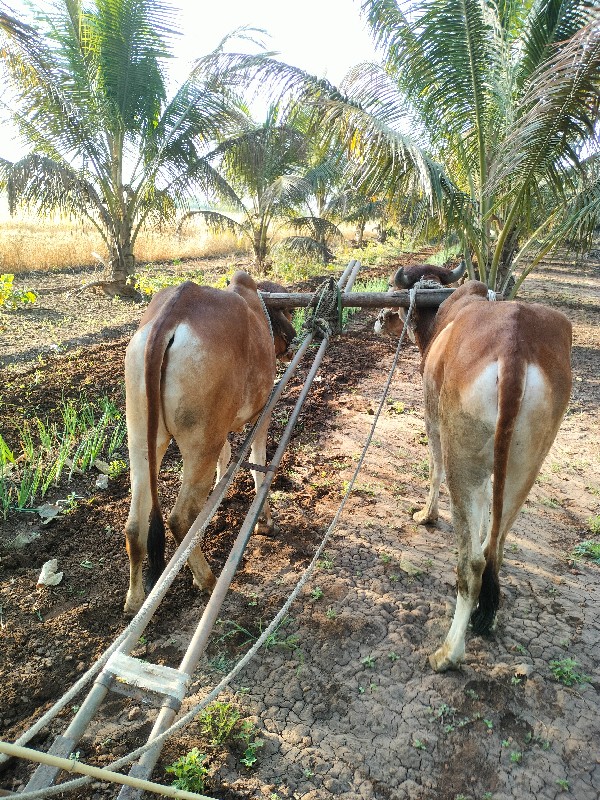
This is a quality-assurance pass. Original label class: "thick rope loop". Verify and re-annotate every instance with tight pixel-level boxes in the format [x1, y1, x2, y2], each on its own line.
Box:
[296, 277, 342, 343]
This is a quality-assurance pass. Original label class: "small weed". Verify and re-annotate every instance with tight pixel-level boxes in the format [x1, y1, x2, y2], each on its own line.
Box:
[549, 657, 590, 686]
[510, 676, 522, 686]
[311, 587, 323, 600]
[464, 688, 479, 700]
[386, 399, 405, 414]
[325, 608, 337, 619]
[513, 643, 527, 655]
[108, 459, 127, 478]
[165, 748, 209, 793]
[556, 779, 569, 791]
[236, 720, 263, 768]
[510, 751, 522, 764]
[388, 651, 399, 662]
[361, 655, 376, 668]
[198, 701, 240, 746]
[380, 553, 392, 564]
[317, 552, 334, 571]
[415, 459, 429, 478]
[587, 514, 600, 536]
[208, 653, 234, 674]
[0, 273, 37, 308]
[571, 538, 600, 563]
[412, 739, 427, 750]
[502, 739, 510, 747]
[540, 496, 562, 508]
[483, 719, 493, 730]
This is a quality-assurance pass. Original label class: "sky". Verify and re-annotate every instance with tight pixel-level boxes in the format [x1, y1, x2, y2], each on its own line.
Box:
[1, 0, 381, 161]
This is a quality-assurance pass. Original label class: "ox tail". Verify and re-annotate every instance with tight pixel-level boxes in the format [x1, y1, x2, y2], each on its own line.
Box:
[144, 312, 177, 593]
[472, 355, 527, 635]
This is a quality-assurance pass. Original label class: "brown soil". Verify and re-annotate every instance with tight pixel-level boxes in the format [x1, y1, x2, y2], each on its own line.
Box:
[1, 254, 599, 800]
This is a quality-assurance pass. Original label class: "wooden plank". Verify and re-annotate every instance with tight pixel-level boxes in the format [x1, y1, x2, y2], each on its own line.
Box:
[104, 653, 189, 701]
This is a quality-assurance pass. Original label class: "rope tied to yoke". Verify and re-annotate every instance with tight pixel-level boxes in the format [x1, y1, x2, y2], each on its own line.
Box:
[296, 276, 342, 342]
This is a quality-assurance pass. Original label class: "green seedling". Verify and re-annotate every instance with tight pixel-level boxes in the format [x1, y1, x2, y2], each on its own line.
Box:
[236, 720, 263, 768]
[510, 751, 523, 764]
[361, 655, 376, 668]
[587, 514, 600, 536]
[198, 701, 240, 746]
[571, 537, 600, 563]
[311, 587, 323, 600]
[165, 748, 209, 793]
[549, 657, 590, 686]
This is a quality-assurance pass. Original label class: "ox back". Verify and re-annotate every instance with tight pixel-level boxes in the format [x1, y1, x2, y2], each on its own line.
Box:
[122, 272, 282, 615]
[379, 274, 572, 671]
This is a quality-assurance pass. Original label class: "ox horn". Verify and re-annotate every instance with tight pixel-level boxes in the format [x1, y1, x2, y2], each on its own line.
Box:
[393, 267, 411, 288]
[441, 260, 467, 285]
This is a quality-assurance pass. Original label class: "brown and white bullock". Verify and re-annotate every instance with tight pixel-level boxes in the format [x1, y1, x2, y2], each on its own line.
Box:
[375, 264, 572, 671]
[123, 271, 295, 614]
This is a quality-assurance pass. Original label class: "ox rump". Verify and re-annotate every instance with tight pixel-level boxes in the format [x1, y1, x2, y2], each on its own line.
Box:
[123, 271, 295, 615]
[376, 264, 572, 671]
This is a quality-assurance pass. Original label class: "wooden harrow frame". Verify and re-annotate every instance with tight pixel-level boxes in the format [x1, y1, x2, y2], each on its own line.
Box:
[0, 261, 458, 799]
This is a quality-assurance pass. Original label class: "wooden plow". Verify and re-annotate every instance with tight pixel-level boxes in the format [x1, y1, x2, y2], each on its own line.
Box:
[0, 260, 459, 799]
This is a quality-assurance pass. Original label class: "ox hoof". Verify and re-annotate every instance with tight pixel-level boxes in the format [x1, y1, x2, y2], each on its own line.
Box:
[428, 647, 461, 673]
[193, 572, 217, 593]
[124, 597, 144, 617]
[413, 508, 437, 525]
[254, 519, 278, 536]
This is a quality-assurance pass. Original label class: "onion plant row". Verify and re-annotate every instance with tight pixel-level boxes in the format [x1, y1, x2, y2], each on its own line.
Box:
[0, 396, 126, 520]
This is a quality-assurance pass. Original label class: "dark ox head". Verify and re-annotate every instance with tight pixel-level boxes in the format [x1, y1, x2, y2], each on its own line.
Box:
[257, 280, 297, 362]
[393, 261, 466, 289]
[375, 261, 466, 344]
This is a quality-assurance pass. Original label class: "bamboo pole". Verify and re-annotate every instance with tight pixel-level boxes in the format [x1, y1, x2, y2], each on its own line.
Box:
[261, 289, 457, 309]
[0, 742, 216, 800]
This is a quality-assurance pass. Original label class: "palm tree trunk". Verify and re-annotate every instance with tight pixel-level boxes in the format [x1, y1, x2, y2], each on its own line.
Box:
[106, 224, 139, 298]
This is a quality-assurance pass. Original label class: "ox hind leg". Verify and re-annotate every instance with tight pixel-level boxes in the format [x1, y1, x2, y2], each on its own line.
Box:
[167, 442, 218, 593]
[124, 425, 170, 616]
[429, 429, 492, 672]
[414, 414, 444, 525]
[250, 414, 275, 534]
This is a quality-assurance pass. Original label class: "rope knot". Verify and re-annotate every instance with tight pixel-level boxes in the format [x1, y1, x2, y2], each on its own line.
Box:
[296, 277, 342, 343]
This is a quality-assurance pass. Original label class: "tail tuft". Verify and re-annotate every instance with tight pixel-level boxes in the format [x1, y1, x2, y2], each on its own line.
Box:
[471, 560, 500, 635]
[145, 506, 166, 592]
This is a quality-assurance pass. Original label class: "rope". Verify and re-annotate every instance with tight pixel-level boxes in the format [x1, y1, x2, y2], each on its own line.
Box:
[298, 277, 342, 340]
[256, 290, 274, 342]
[12, 287, 419, 800]
[487, 289, 497, 301]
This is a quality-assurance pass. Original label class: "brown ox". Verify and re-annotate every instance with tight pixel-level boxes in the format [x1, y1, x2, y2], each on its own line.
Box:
[123, 271, 295, 614]
[375, 264, 572, 670]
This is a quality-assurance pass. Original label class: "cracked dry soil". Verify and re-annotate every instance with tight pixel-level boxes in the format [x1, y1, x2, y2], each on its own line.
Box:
[1, 254, 599, 800]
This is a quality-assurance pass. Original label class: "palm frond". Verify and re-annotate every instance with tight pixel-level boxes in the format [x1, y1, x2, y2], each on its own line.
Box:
[179, 209, 248, 239]
[275, 235, 335, 262]
[288, 216, 344, 241]
[4, 153, 110, 227]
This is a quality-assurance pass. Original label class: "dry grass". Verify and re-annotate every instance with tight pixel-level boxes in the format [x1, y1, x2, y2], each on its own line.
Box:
[0, 210, 249, 273]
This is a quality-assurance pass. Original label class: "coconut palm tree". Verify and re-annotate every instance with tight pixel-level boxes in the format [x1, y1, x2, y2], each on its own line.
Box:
[180, 105, 316, 271]
[323, 0, 600, 293]
[0, 1, 312, 293]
